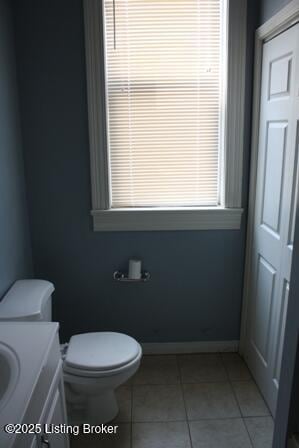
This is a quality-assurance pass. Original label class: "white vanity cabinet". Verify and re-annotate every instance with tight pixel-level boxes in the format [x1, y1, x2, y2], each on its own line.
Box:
[0, 323, 69, 448]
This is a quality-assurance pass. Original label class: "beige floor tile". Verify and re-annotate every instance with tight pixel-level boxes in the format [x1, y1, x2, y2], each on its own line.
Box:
[183, 382, 240, 420]
[244, 416, 274, 448]
[113, 386, 132, 423]
[70, 423, 130, 448]
[132, 384, 186, 422]
[132, 422, 191, 448]
[232, 381, 270, 417]
[133, 355, 180, 385]
[189, 418, 252, 448]
[221, 353, 252, 381]
[179, 354, 228, 383]
[69, 356, 273, 448]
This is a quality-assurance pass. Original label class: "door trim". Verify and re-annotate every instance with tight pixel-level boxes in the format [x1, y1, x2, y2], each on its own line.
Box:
[240, 0, 299, 355]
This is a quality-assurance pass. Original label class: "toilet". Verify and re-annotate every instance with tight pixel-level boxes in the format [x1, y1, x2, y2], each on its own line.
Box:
[0, 279, 142, 424]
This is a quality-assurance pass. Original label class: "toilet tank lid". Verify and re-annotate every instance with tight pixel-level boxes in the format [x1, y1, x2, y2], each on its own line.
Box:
[0, 280, 54, 319]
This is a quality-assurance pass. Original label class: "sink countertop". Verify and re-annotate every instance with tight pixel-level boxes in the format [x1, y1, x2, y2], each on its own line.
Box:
[0, 322, 59, 447]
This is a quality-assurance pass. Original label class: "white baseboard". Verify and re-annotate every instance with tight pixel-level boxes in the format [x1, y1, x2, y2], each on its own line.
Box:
[141, 340, 239, 355]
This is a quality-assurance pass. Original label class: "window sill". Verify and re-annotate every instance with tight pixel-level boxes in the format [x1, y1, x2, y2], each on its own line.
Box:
[91, 207, 243, 231]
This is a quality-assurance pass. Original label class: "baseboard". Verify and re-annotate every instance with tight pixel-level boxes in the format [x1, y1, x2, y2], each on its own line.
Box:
[141, 340, 239, 355]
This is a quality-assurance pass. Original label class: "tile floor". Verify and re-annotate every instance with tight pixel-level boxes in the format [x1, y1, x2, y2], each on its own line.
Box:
[70, 353, 274, 448]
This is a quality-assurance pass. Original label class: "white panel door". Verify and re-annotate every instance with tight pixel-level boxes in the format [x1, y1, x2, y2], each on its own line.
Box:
[244, 23, 299, 415]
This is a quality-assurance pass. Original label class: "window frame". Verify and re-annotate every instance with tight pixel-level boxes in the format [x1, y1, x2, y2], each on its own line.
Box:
[83, 0, 246, 231]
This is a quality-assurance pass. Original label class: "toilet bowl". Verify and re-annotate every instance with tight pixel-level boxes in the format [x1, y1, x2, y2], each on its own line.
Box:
[0, 280, 142, 424]
[62, 332, 142, 423]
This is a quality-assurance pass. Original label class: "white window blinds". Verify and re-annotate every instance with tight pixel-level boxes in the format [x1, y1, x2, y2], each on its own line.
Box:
[104, 0, 224, 208]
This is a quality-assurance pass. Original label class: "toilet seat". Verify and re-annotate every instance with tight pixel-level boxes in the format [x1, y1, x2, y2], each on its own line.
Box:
[63, 349, 142, 379]
[64, 332, 141, 378]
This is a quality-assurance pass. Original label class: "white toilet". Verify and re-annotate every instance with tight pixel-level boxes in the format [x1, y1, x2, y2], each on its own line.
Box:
[0, 279, 142, 424]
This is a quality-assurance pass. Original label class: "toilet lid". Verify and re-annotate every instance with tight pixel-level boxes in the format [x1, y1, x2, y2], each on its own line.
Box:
[65, 332, 140, 371]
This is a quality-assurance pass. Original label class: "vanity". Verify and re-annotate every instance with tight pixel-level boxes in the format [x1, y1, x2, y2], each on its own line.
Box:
[0, 322, 69, 448]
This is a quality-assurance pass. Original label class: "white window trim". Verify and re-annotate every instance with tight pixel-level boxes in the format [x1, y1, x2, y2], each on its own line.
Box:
[83, 0, 246, 232]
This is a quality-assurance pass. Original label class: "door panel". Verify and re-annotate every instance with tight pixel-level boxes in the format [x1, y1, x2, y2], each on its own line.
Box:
[252, 256, 276, 364]
[269, 53, 292, 99]
[261, 122, 287, 233]
[288, 127, 299, 247]
[273, 280, 289, 386]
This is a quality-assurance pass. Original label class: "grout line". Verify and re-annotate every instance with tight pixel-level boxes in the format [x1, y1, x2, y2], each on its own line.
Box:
[242, 418, 256, 448]
[177, 354, 194, 448]
[132, 419, 189, 424]
[133, 380, 241, 387]
[131, 416, 269, 424]
[132, 382, 181, 386]
[228, 380, 272, 418]
[177, 352, 184, 384]
[220, 353, 255, 448]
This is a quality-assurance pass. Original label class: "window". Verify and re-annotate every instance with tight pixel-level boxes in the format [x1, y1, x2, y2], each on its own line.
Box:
[105, 0, 223, 208]
[84, 0, 246, 231]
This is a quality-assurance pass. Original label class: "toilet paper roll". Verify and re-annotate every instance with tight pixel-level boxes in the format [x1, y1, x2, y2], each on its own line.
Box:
[128, 259, 142, 279]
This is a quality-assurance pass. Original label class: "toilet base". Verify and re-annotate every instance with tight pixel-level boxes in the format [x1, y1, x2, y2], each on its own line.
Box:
[87, 389, 119, 424]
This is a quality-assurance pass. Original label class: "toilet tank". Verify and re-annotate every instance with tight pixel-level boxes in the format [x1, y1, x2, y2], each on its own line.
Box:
[0, 280, 54, 322]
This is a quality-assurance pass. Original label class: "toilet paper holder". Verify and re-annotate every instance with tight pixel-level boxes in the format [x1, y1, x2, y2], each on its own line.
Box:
[113, 271, 151, 282]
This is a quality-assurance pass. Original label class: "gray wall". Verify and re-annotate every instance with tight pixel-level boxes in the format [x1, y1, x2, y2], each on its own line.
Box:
[13, 0, 257, 343]
[259, 0, 293, 24]
[0, 0, 32, 298]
